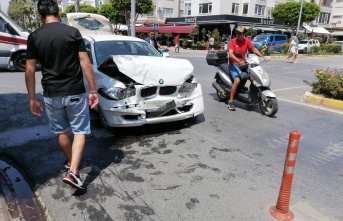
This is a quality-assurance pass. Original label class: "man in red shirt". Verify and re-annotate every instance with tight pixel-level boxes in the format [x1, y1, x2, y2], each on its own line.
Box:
[174, 34, 180, 53]
[227, 26, 268, 111]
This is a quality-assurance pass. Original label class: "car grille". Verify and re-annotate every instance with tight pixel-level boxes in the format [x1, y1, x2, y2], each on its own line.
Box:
[141, 86, 157, 97]
[140, 86, 177, 97]
[160, 86, 177, 95]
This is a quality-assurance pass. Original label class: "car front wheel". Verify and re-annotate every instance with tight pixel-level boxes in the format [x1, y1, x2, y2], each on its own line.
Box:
[303, 47, 307, 54]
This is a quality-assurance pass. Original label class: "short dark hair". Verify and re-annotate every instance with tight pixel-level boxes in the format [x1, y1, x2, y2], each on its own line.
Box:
[148, 29, 155, 34]
[37, 0, 59, 18]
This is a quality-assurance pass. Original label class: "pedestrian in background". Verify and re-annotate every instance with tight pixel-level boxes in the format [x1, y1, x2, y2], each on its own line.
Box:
[284, 35, 299, 63]
[174, 33, 180, 53]
[144, 30, 162, 51]
[25, 0, 98, 191]
[209, 36, 215, 52]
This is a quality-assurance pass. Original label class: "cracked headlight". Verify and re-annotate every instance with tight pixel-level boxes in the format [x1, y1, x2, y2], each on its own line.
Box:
[100, 87, 136, 100]
[179, 82, 197, 93]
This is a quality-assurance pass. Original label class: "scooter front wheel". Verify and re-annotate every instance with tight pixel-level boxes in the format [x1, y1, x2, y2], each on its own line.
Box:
[259, 97, 278, 117]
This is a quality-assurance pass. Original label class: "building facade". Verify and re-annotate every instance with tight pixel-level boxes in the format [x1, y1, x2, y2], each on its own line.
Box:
[136, 0, 343, 35]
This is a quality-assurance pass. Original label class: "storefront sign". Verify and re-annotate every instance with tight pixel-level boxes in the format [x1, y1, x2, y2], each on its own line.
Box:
[185, 17, 197, 23]
[261, 19, 274, 25]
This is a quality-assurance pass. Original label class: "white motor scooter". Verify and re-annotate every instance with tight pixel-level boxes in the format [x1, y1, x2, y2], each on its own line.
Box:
[206, 50, 278, 117]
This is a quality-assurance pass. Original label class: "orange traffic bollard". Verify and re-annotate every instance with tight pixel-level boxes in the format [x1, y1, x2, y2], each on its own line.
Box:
[270, 131, 301, 221]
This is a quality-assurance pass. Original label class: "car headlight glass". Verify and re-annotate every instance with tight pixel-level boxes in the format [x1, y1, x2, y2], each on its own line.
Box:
[179, 82, 197, 93]
[102, 87, 136, 100]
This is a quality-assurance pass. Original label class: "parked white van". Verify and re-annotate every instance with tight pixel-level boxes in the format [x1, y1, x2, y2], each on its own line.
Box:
[0, 10, 29, 71]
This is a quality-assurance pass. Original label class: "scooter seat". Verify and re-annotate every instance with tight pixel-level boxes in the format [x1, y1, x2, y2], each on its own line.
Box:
[220, 63, 249, 81]
[220, 63, 231, 75]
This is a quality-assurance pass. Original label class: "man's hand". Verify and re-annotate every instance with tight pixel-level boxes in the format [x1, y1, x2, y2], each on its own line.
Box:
[89, 94, 98, 109]
[263, 56, 269, 63]
[30, 99, 43, 117]
[237, 60, 245, 66]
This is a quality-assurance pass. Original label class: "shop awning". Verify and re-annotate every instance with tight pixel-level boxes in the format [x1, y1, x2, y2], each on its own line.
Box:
[330, 31, 343, 36]
[136, 25, 197, 34]
[304, 25, 330, 34]
[255, 27, 277, 32]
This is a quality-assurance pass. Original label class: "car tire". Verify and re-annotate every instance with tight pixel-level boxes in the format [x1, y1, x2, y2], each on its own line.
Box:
[303, 47, 307, 54]
[13, 52, 27, 72]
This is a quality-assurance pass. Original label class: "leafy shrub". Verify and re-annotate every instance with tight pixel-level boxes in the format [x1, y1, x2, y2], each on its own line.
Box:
[303, 69, 343, 101]
[308, 45, 320, 53]
[267, 47, 275, 54]
[326, 44, 342, 54]
[281, 43, 290, 54]
[320, 44, 342, 53]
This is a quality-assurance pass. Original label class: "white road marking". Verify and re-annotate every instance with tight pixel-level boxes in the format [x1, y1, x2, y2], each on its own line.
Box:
[273, 86, 309, 92]
[277, 97, 343, 115]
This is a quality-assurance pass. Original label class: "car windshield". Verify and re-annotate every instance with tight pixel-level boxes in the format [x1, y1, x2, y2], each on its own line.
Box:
[94, 40, 161, 64]
[299, 40, 309, 44]
[252, 35, 266, 42]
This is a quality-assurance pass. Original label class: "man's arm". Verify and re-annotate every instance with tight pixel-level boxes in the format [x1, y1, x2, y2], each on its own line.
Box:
[156, 41, 163, 49]
[252, 47, 269, 62]
[228, 49, 245, 65]
[25, 59, 43, 117]
[79, 52, 99, 109]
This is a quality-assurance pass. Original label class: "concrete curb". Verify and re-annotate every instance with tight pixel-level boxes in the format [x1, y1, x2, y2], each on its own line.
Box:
[303, 91, 343, 111]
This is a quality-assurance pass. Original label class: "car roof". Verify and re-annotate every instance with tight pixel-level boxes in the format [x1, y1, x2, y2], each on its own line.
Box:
[82, 33, 146, 43]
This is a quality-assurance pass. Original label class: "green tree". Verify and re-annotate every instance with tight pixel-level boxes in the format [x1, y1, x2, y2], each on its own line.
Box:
[272, 1, 320, 34]
[109, 0, 153, 34]
[66, 4, 99, 14]
[99, 4, 125, 24]
[8, 0, 33, 30]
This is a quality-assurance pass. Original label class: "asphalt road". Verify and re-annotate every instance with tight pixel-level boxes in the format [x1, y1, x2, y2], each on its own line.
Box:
[0, 54, 342, 221]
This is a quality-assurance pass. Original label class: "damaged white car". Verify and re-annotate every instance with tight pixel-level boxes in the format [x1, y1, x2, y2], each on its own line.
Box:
[86, 37, 205, 127]
[66, 14, 204, 127]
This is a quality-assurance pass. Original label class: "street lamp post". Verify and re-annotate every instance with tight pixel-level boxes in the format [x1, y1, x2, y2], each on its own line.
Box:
[296, 0, 303, 35]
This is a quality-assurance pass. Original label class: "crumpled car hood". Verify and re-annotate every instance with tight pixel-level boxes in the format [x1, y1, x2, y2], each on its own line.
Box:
[109, 55, 194, 85]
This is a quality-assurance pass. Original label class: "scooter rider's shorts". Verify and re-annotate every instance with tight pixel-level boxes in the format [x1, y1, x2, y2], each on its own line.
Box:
[228, 64, 251, 79]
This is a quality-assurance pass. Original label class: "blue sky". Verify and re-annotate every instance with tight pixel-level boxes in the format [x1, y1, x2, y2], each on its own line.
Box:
[1, 0, 10, 14]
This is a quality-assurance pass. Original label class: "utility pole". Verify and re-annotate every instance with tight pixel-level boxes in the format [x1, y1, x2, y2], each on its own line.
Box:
[75, 0, 80, 12]
[296, 0, 303, 35]
[130, 0, 136, 37]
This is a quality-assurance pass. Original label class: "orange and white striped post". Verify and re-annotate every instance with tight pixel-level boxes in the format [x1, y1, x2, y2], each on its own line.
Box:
[270, 131, 301, 221]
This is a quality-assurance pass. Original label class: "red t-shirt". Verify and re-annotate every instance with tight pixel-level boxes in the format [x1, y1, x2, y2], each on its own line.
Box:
[228, 37, 254, 64]
[175, 36, 180, 44]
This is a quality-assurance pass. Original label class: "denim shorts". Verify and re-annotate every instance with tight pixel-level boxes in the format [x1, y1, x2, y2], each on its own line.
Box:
[44, 93, 90, 134]
[228, 64, 251, 79]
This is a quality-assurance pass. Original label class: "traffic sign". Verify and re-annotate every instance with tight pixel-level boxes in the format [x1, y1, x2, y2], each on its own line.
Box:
[153, 23, 159, 30]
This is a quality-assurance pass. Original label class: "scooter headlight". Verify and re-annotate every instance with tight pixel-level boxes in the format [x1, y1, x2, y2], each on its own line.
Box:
[100, 87, 136, 100]
[261, 72, 270, 83]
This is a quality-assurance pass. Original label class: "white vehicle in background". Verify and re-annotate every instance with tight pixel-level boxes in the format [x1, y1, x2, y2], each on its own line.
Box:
[66, 13, 204, 127]
[297, 39, 320, 54]
[0, 10, 29, 71]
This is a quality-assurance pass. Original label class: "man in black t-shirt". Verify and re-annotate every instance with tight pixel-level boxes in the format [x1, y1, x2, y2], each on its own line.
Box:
[25, 0, 98, 191]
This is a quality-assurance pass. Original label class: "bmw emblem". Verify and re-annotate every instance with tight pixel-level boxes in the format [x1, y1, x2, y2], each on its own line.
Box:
[159, 79, 164, 84]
